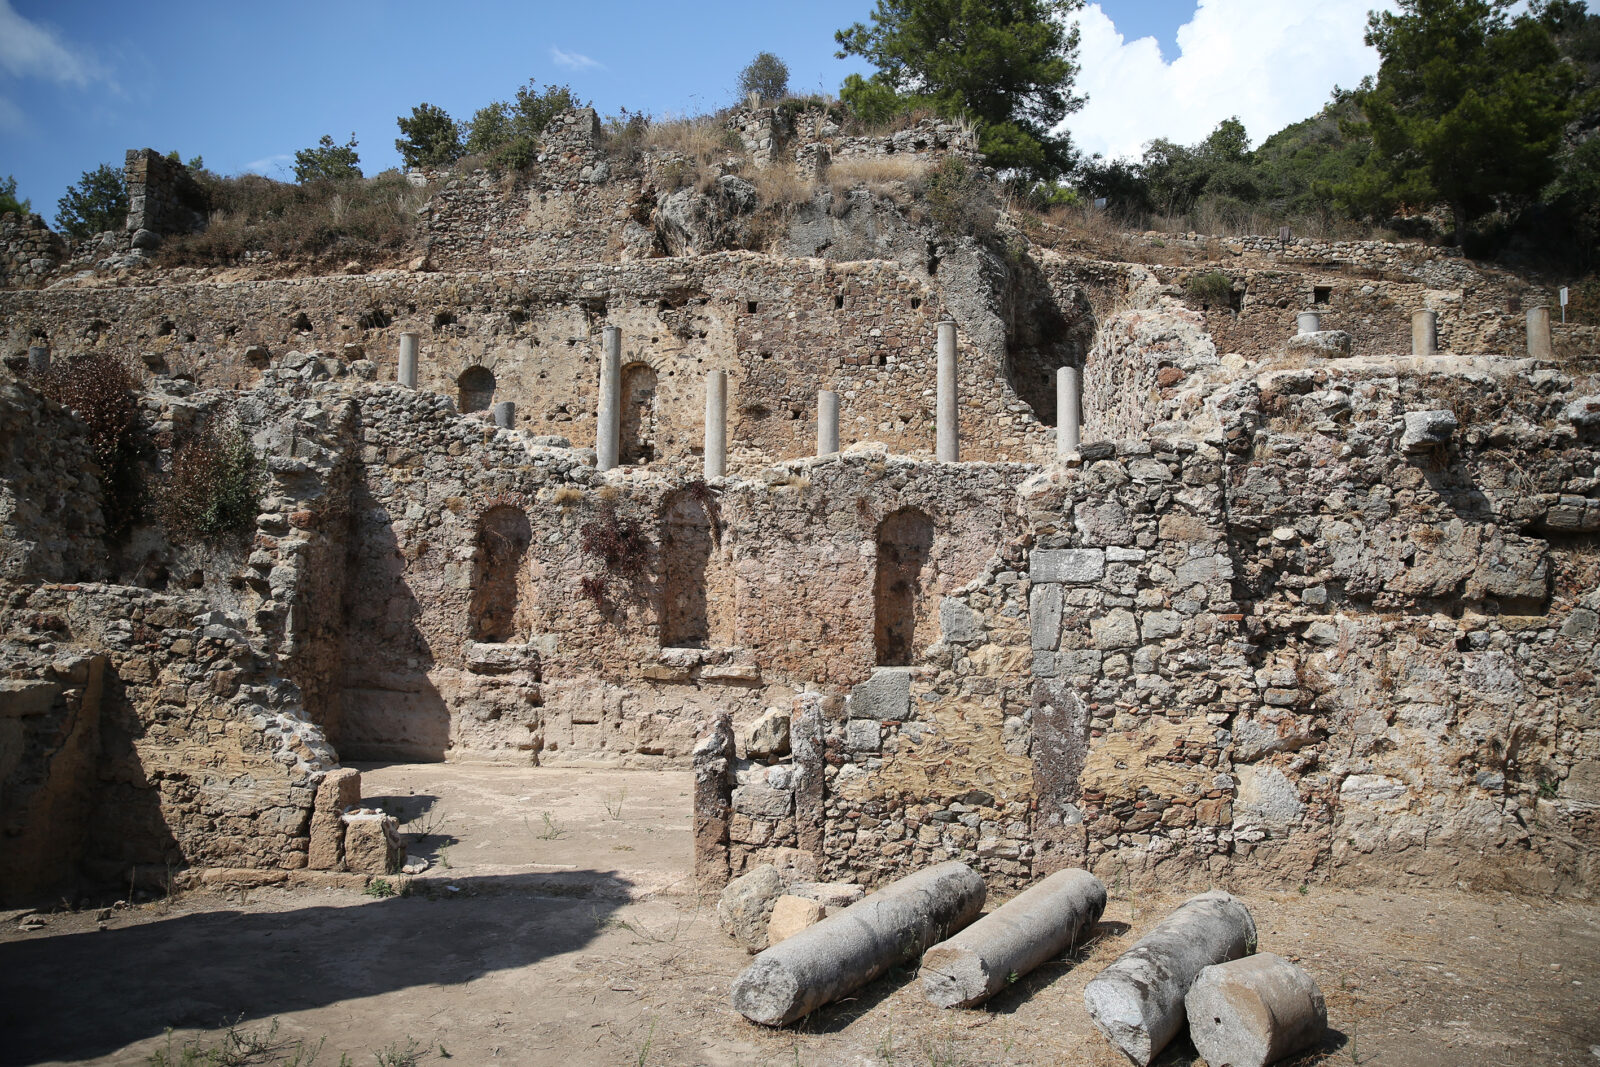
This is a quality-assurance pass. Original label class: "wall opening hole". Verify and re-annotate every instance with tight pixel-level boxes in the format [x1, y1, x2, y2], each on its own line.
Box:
[469, 505, 531, 642]
[1312, 286, 1332, 305]
[458, 365, 495, 412]
[875, 507, 934, 667]
[620, 362, 658, 465]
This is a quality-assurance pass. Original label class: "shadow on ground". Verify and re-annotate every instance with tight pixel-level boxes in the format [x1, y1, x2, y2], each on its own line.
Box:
[0, 872, 631, 1066]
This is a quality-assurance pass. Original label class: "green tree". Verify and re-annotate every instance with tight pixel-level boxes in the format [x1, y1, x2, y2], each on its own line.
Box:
[460, 82, 586, 170]
[738, 51, 790, 103]
[835, 0, 1086, 180]
[56, 163, 128, 237]
[0, 175, 30, 217]
[293, 133, 362, 184]
[395, 103, 464, 169]
[1340, 0, 1578, 242]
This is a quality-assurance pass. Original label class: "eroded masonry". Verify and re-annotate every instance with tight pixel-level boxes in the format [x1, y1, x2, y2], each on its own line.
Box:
[1, 106, 1596, 905]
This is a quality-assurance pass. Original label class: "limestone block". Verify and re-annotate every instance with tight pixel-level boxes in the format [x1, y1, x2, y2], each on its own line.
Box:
[1030, 583, 1064, 651]
[846, 719, 881, 752]
[742, 708, 791, 760]
[788, 881, 865, 910]
[1141, 610, 1183, 640]
[1400, 409, 1457, 453]
[719, 864, 787, 951]
[1091, 609, 1139, 649]
[939, 598, 986, 644]
[1565, 395, 1600, 429]
[733, 784, 793, 819]
[849, 668, 911, 721]
[341, 813, 402, 875]
[768, 894, 826, 944]
[1285, 330, 1352, 358]
[1032, 548, 1105, 584]
[308, 767, 361, 870]
[1233, 765, 1304, 833]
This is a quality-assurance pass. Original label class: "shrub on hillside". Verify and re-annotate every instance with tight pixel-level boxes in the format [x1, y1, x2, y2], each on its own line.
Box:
[153, 409, 263, 543]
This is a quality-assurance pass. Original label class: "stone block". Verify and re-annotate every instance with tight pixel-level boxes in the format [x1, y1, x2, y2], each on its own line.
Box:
[1032, 548, 1106, 584]
[846, 719, 881, 753]
[1030, 584, 1064, 651]
[742, 708, 791, 760]
[1141, 610, 1183, 640]
[341, 814, 402, 875]
[1091, 609, 1139, 649]
[768, 894, 826, 944]
[1400, 409, 1457, 453]
[718, 864, 787, 952]
[849, 668, 911, 721]
[1285, 330, 1352, 358]
[733, 784, 793, 819]
[788, 881, 865, 910]
[308, 768, 362, 870]
[939, 598, 986, 644]
[1233, 766, 1304, 833]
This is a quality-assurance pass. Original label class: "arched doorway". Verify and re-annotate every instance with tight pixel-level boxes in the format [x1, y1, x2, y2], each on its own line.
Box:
[874, 507, 934, 666]
[469, 505, 531, 642]
[620, 363, 658, 465]
[458, 365, 495, 413]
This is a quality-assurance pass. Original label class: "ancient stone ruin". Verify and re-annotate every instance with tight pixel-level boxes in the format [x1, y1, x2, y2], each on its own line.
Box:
[2, 106, 1596, 929]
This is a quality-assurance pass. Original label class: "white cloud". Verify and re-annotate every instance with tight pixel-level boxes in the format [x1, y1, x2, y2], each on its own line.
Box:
[0, 94, 23, 131]
[244, 153, 293, 177]
[1061, 0, 1396, 161]
[549, 46, 601, 72]
[0, 0, 110, 88]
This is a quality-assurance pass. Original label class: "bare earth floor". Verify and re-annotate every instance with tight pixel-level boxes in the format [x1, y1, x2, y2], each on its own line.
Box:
[2, 764, 1597, 1067]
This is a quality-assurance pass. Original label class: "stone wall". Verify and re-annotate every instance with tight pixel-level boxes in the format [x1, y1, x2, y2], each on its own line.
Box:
[0, 212, 68, 290]
[124, 148, 209, 239]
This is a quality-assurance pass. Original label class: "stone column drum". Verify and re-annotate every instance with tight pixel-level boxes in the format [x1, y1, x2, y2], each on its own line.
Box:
[597, 325, 622, 471]
[493, 400, 515, 429]
[1297, 311, 1322, 335]
[1411, 310, 1437, 356]
[397, 332, 419, 388]
[817, 390, 840, 457]
[1527, 305, 1553, 359]
[936, 320, 959, 463]
[27, 345, 49, 374]
[1056, 365, 1081, 457]
[705, 370, 727, 478]
[1185, 952, 1328, 1067]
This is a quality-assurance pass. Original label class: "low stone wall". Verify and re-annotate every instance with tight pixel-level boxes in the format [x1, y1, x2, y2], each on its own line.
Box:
[0, 212, 67, 290]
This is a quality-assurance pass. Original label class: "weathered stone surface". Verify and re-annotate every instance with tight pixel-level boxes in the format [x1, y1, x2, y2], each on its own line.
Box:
[1084, 892, 1257, 1066]
[768, 894, 826, 944]
[1400, 409, 1457, 453]
[718, 864, 788, 952]
[849, 668, 911, 721]
[730, 861, 987, 1026]
[1185, 952, 1327, 1067]
[341, 814, 402, 875]
[1285, 329, 1352, 357]
[308, 767, 362, 871]
[742, 708, 791, 760]
[1032, 548, 1105, 584]
[1030, 583, 1064, 650]
[733, 784, 793, 819]
[922, 868, 1106, 1008]
[787, 881, 865, 910]
[939, 598, 985, 644]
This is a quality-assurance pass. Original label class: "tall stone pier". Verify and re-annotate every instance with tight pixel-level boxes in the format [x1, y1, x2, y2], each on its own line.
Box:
[936, 321, 959, 463]
[817, 390, 839, 456]
[597, 325, 621, 471]
[398, 332, 419, 388]
[704, 370, 727, 478]
[1411, 310, 1437, 356]
[1056, 366, 1081, 457]
[1527, 305, 1553, 359]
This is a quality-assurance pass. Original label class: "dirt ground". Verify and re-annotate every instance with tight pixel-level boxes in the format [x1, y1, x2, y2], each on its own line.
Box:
[2, 763, 1597, 1067]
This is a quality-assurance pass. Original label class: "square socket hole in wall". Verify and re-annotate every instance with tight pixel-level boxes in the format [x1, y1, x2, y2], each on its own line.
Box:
[834, 295, 845, 310]
[1313, 286, 1332, 304]
[747, 300, 758, 314]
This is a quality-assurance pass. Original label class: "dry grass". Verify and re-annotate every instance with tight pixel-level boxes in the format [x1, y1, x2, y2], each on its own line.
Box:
[825, 155, 929, 197]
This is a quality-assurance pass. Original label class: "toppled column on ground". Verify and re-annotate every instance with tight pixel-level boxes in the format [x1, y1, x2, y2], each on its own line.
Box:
[921, 867, 1106, 1008]
[1185, 952, 1327, 1067]
[729, 860, 986, 1026]
[1084, 891, 1257, 1066]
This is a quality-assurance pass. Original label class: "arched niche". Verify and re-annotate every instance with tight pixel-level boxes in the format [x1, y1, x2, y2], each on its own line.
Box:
[620, 362, 658, 465]
[874, 507, 935, 666]
[659, 489, 731, 649]
[458, 365, 495, 413]
[468, 504, 531, 642]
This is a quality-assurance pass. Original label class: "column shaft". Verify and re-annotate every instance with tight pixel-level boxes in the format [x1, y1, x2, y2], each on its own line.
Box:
[817, 390, 840, 456]
[705, 370, 727, 478]
[597, 326, 622, 470]
[1056, 366, 1081, 457]
[936, 321, 959, 463]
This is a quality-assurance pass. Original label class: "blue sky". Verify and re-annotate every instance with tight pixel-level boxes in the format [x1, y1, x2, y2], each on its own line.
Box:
[0, 1, 1587, 225]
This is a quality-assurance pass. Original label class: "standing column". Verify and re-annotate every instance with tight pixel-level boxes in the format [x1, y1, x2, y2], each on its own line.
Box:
[704, 370, 727, 479]
[936, 320, 959, 463]
[493, 400, 515, 429]
[1056, 366, 1081, 458]
[1297, 311, 1322, 335]
[26, 345, 50, 374]
[817, 390, 840, 457]
[1411, 310, 1437, 356]
[1527, 305, 1553, 359]
[597, 326, 622, 471]
[397, 331, 419, 388]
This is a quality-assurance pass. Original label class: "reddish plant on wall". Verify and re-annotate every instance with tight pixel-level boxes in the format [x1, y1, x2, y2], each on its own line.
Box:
[578, 574, 607, 608]
[29, 352, 144, 536]
[579, 500, 648, 579]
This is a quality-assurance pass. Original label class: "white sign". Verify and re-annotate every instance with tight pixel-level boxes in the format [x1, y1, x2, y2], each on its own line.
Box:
[1559, 287, 1569, 306]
